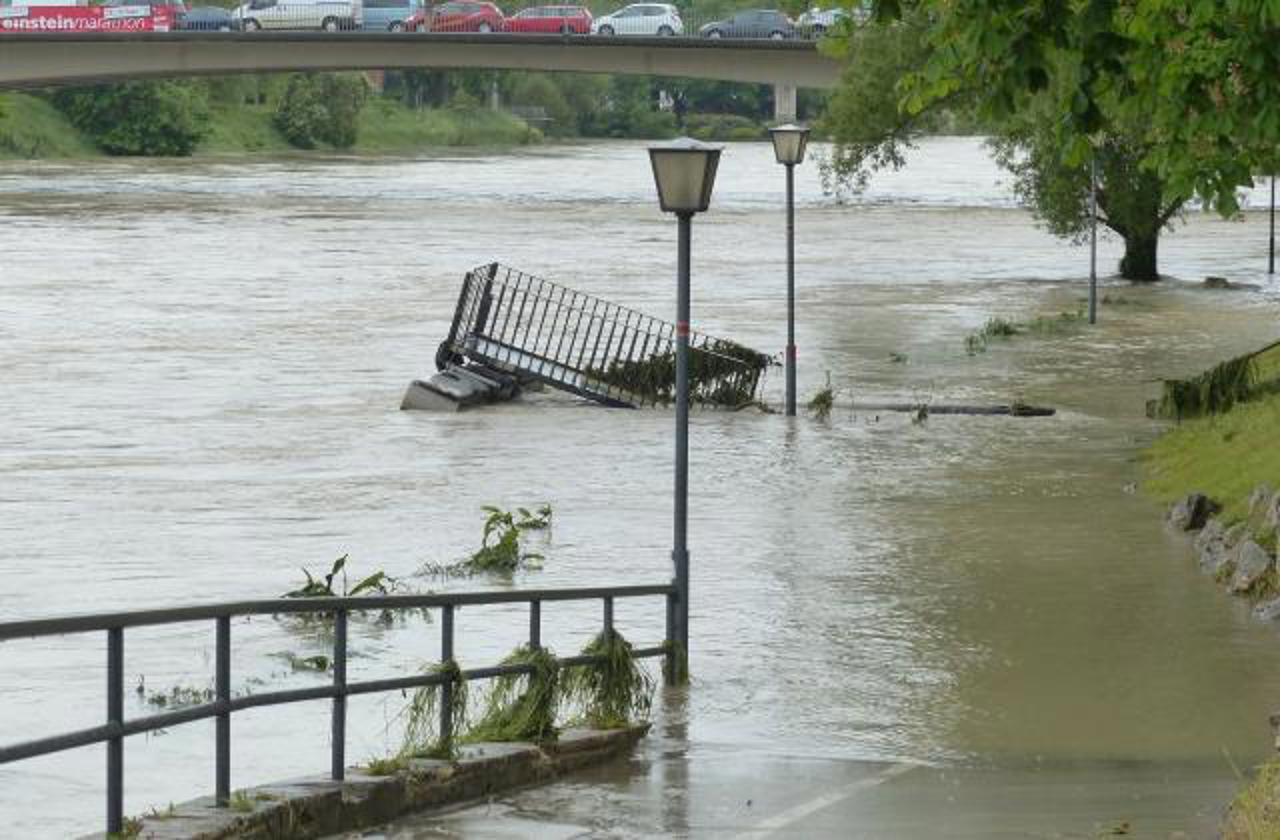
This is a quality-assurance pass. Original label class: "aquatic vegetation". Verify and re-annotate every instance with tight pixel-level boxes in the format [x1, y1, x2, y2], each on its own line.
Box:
[808, 387, 835, 421]
[562, 629, 654, 729]
[422, 505, 552, 577]
[468, 645, 561, 743]
[964, 310, 1087, 355]
[285, 554, 393, 600]
[888, 352, 909, 364]
[139, 681, 214, 710]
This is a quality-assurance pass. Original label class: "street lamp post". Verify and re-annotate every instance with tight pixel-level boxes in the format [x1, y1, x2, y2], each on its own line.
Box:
[1269, 174, 1275, 276]
[769, 123, 811, 416]
[1089, 153, 1098, 325]
[648, 138, 722, 679]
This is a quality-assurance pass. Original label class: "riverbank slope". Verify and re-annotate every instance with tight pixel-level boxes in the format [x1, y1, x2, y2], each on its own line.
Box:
[0, 92, 539, 159]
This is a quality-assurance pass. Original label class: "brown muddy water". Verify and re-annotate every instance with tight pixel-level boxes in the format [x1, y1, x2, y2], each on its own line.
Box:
[2, 138, 1279, 837]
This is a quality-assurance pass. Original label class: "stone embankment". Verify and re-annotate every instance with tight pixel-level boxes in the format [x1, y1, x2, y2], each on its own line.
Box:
[88, 726, 646, 840]
[1168, 485, 1280, 617]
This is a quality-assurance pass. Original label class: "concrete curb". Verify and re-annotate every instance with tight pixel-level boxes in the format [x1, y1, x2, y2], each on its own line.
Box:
[91, 726, 648, 839]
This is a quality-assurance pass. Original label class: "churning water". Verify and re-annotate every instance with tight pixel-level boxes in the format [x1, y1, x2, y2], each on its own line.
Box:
[2, 138, 1280, 837]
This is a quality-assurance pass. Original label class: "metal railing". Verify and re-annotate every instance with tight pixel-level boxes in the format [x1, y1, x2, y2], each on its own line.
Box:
[0, 583, 675, 836]
[439, 262, 772, 408]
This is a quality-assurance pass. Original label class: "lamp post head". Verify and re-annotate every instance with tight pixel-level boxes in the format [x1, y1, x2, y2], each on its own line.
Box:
[648, 137, 723, 215]
[769, 123, 811, 166]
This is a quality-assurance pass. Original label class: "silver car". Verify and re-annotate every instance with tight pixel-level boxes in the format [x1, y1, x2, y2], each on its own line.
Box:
[591, 2, 681, 36]
[236, 0, 362, 30]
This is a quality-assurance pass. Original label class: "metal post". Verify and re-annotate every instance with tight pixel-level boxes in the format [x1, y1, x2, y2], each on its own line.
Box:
[331, 609, 347, 781]
[603, 596, 614, 636]
[439, 604, 455, 747]
[673, 212, 692, 663]
[215, 616, 231, 804]
[664, 591, 677, 684]
[785, 162, 797, 416]
[528, 600, 541, 650]
[1270, 175, 1275, 276]
[1089, 154, 1098, 325]
[106, 627, 123, 836]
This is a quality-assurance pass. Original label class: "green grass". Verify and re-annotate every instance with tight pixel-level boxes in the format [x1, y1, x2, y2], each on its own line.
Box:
[199, 103, 292, 154]
[0, 93, 99, 159]
[353, 100, 541, 153]
[1224, 757, 1280, 839]
[1143, 391, 1280, 523]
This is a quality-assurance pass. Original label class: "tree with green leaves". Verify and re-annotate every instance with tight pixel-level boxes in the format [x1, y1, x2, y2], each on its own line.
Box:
[821, 9, 1186, 280]
[274, 73, 369, 150]
[53, 81, 209, 156]
[868, 0, 1280, 214]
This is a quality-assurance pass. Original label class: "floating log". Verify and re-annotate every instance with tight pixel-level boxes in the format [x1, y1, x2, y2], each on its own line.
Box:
[849, 402, 1055, 417]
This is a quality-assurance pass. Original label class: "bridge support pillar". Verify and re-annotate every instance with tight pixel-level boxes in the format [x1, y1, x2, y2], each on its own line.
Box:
[773, 83, 797, 124]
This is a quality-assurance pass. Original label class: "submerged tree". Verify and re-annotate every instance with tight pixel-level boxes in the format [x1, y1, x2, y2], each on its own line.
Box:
[820, 10, 1185, 280]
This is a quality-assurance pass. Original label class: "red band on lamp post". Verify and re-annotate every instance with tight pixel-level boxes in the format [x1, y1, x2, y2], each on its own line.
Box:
[677, 321, 690, 337]
[787, 345, 797, 360]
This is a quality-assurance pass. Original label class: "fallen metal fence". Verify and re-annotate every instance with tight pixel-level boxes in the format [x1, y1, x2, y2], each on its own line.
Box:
[438, 262, 772, 408]
[0, 583, 675, 836]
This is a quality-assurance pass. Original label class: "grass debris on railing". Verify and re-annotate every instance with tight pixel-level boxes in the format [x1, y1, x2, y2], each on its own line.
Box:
[586, 340, 770, 408]
[562, 629, 654, 729]
[467, 645, 561, 743]
[807, 371, 835, 421]
[381, 659, 470, 767]
[1148, 344, 1280, 421]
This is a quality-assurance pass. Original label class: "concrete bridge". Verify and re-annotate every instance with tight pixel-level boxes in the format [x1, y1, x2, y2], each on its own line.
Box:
[0, 32, 841, 120]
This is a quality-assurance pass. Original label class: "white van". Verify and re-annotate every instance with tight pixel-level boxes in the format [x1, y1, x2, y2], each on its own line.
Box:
[236, 0, 362, 30]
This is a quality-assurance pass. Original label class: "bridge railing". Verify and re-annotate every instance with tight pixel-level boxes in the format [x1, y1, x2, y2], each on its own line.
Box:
[0, 0, 848, 40]
[0, 583, 676, 836]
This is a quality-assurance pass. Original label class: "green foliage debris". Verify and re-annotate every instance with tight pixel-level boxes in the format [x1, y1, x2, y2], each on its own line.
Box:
[562, 629, 654, 730]
[468, 645, 561, 743]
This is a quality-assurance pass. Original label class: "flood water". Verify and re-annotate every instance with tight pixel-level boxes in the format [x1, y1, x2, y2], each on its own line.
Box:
[2, 138, 1280, 837]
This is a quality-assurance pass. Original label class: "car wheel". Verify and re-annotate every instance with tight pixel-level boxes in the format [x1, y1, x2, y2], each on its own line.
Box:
[598, 24, 614, 35]
[390, 20, 404, 31]
[477, 20, 492, 32]
[706, 28, 722, 38]
[243, 18, 260, 30]
[769, 30, 785, 39]
[657, 24, 673, 35]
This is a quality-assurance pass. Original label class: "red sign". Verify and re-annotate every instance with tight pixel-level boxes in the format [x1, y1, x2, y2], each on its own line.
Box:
[0, 5, 172, 32]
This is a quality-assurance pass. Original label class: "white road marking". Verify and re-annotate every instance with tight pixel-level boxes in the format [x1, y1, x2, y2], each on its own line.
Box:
[733, 762, 916, 838]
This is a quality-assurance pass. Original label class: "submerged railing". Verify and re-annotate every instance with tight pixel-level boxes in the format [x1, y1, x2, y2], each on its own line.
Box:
[439, 262, 772, 408]
[0, 583, 675, 836]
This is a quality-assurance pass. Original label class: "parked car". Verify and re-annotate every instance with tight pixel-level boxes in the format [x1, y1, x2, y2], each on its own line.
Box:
[235, 0, 362, 31]
[502, 4, 590, 33]
[362, 0, 420, 30]
[176, 4, 241, 28]
[698, 8, 794, 38]
[591, 2, 680, 36]
[794, 6, 845, 36]
[406, 0, 502, 31]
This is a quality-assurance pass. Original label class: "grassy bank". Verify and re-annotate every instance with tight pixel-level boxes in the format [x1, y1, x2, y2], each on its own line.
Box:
[1143, 341, 1280, 523]
[1224, 758, 1280, 838]
[0, 93, 537, 159]
[1143, 391, 1280, 523]
[0, 93, 99, 159]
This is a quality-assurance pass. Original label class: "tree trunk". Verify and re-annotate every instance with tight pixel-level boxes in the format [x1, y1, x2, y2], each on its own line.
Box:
[1119, 231, 1159, 281]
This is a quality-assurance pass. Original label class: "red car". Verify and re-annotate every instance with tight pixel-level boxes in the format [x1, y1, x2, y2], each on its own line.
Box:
[407, 1, 504, 32]
[502, 4, 590, 33]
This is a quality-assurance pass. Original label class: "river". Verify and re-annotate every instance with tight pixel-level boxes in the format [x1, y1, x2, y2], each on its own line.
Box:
[2, 138, 1280, 837]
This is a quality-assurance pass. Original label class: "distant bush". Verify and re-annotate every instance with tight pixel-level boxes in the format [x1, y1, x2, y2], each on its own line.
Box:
[53, 81, 209, 156]
[685, 112, 763, 142]
[274, 73, 369, 150]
